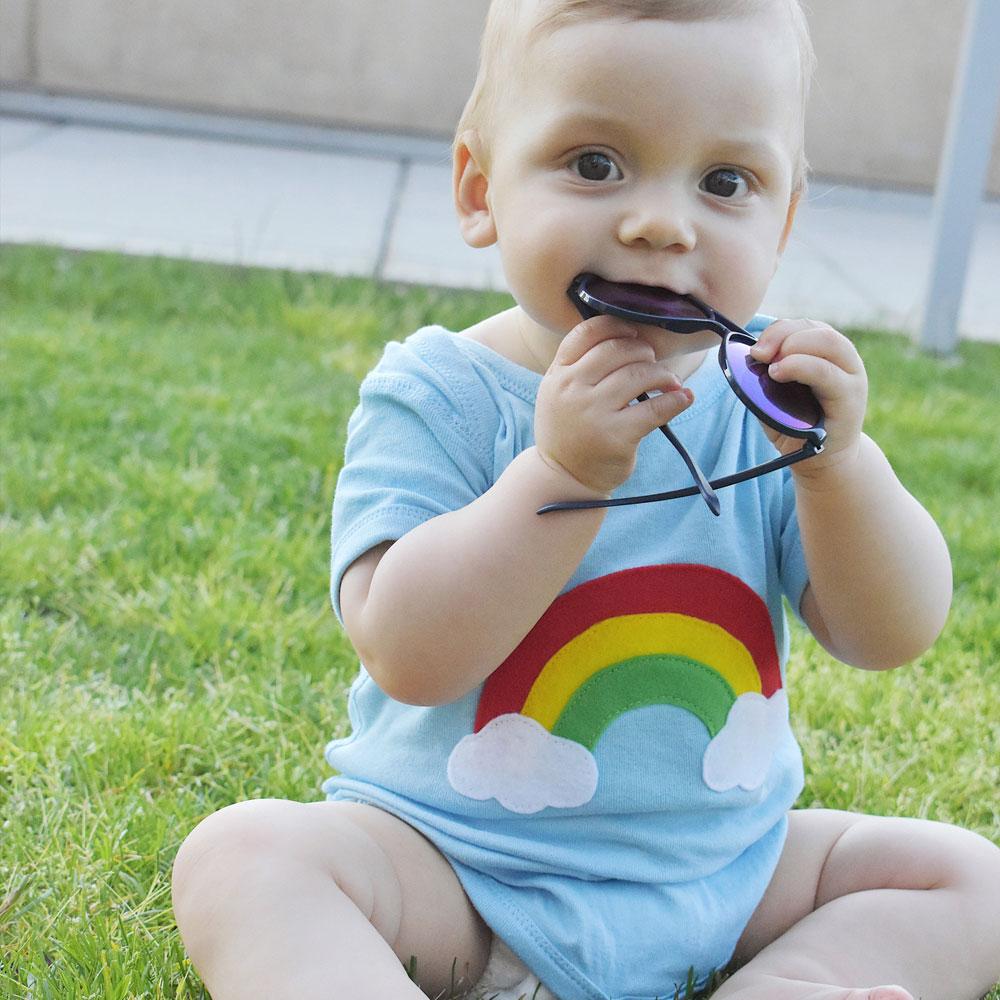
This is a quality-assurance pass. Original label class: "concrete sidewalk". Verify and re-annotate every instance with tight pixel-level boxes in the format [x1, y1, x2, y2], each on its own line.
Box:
[2, 93, 998, 343]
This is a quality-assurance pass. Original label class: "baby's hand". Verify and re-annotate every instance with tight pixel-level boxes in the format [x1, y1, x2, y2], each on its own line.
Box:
[534, 316, 694, 495]
[749, 319, 868, 477]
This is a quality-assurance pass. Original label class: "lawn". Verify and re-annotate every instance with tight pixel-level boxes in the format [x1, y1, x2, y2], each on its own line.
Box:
[1, 244, 997, 999]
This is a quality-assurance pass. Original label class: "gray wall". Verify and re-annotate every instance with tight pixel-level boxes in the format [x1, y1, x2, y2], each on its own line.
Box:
[2, 0, 998, 195]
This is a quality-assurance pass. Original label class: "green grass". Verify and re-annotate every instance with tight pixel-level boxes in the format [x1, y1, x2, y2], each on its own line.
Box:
[1, 244, 997, 999]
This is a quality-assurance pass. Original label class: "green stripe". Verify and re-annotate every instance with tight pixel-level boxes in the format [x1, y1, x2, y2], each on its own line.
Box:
[550, 655, 736, 750]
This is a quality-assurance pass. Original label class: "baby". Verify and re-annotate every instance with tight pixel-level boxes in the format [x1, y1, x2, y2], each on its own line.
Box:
[172, 1, 1000, 998]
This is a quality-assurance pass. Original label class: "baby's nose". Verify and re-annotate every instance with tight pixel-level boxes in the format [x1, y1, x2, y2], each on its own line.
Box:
[616, 194, 697, 252]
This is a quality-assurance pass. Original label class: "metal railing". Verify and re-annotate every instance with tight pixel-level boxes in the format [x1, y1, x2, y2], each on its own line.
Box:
[920, 0, 1000, 355]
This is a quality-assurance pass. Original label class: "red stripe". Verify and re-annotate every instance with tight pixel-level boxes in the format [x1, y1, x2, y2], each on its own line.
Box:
[474, 564, 781, 731]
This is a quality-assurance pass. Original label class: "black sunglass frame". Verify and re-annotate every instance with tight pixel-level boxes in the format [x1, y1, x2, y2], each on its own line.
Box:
[536, 275, 826, 515]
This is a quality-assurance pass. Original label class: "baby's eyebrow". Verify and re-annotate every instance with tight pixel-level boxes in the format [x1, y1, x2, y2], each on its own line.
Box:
[710, 137, 786, 172]
[537, 108, 634, 142]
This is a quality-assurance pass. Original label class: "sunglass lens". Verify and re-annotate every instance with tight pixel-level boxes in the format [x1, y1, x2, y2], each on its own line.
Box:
[725, 337, 822, 430]
[583, 276, 711, 321]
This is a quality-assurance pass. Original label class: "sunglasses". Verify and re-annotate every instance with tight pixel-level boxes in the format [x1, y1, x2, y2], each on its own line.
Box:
[537, 273, 826, 516]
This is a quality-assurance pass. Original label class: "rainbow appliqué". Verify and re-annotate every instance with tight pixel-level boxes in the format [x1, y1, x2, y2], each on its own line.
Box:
[447, 564, 790, 814]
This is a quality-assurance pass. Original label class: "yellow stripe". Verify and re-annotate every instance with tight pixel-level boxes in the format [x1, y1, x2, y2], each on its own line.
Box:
[522, 613, 760, 730]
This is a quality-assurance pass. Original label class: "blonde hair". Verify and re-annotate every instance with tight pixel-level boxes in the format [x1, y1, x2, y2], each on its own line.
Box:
[455, 0, 816, 191]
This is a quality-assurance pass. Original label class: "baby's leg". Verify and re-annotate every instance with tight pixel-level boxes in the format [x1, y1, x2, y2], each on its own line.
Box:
[712, 809, 1000, 1000]
[172, 798, 490, 1000]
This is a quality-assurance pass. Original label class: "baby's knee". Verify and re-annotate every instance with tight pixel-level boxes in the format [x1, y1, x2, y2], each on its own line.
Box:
[934, 824, 1000, 978]
[927, 821, 1000, 891]
[949, 826, 1000, 930]
[172, 798, 306, 919]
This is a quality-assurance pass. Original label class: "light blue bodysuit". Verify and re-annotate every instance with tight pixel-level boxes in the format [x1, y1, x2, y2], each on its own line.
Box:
[324, 322, 808, 1000]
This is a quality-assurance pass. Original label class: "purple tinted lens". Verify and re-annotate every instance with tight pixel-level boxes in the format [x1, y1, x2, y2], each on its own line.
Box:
[726, 338, 822, 431]
[584, 276, 710, 320]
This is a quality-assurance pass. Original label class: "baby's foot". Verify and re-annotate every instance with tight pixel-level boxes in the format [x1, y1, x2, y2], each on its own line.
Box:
[827, 990, 913, 1000]
[710, 975, 914, 1000]
[792, 987, 913, 1000]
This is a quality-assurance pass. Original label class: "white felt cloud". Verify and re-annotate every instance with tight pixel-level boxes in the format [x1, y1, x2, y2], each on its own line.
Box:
[702, 689, 789, 792]
[447, 713, 599, 814]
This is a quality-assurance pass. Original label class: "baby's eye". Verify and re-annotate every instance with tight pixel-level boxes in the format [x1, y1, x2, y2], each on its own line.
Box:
[570, 152, 623, 182]
[700, 168, 751, 199]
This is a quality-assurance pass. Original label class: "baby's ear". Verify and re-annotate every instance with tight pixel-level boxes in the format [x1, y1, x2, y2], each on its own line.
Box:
[777, 191, 801, 256]
[453, 131, 498, 248]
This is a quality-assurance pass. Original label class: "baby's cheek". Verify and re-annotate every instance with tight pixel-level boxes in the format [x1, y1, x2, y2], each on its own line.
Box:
[501, 225, 585, 333]
[710, 242, 779, 326]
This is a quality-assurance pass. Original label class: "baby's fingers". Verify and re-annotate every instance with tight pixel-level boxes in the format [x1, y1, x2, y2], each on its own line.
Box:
[764, 351, 853, 402]
[598, 359, 683, 405]
[751, 321, 862, 376]
[749, 318, 816, 363]
[620, 386, 694, 440]
[554, 315, 638, 368]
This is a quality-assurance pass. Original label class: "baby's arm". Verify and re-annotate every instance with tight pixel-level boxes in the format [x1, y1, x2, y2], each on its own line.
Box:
[340, 316, 694, 705]
[751, 321, 952, 669]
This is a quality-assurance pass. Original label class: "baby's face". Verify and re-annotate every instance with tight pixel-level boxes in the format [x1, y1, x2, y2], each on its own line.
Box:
[473, 8, 804, 358]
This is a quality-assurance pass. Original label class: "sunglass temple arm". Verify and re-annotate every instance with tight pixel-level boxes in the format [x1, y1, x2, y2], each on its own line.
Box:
[635, 392, 721, 516]
[537, 439, 821, 513]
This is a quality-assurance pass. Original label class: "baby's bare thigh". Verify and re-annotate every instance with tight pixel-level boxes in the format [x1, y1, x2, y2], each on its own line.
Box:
[730, 807, 993, 967]
[323, 800, 491, 987]
[332, 802, 492, 985]
[177, 797, 490, 994]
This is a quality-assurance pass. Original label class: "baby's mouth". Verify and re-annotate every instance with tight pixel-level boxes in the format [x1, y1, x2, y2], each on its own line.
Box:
[570, 273, 709, 322]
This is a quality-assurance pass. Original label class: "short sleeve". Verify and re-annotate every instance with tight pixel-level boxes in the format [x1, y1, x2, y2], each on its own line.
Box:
[330, 331, 498, 623]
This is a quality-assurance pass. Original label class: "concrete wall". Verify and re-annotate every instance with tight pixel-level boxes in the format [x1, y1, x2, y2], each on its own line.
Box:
[2, 0, 998, 194]
[805, 0, 1000, 194]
